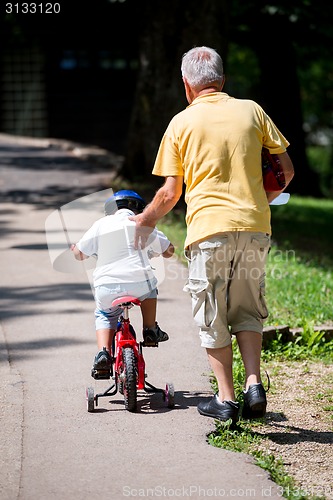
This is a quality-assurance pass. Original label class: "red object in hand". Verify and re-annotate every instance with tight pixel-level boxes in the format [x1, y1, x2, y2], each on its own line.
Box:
[261, 148, 286, 192]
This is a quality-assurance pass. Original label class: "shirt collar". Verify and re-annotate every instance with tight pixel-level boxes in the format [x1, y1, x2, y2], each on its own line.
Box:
[112, 208, 135, 218]
[188, 92, 230, 107]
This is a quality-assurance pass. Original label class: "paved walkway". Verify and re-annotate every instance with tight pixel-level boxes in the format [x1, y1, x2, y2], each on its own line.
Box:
[0, 134, 282, 499]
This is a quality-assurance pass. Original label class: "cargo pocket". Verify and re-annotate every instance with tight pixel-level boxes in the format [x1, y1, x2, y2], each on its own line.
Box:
[183, 279, 209, 328]
[257, 273, 269, 319]
[250, 234, 271, 256]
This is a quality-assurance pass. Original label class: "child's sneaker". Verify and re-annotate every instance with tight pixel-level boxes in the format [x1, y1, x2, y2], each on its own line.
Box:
[91, 347, 112, 379]
[142, 322, 169, 347]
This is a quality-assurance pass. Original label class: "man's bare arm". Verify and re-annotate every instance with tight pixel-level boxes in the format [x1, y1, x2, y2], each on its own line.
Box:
[129, 175, 183, 249]
[131, 176, 183, 228]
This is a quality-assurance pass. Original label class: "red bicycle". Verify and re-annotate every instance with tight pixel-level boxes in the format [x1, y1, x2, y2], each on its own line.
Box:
[86, 296, 175, 412]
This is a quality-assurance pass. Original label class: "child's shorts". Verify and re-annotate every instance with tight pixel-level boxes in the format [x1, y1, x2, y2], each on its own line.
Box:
[94, 281, 158, 330]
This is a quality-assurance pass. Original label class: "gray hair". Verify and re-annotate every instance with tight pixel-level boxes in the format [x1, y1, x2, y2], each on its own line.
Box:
[181, 46, 224, 90]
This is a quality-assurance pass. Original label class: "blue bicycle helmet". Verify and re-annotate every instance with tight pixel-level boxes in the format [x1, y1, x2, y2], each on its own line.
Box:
[104, 190, 146, 215]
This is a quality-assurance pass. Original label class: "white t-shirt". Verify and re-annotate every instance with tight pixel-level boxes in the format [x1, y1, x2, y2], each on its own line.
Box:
[76, 209, 170, 287]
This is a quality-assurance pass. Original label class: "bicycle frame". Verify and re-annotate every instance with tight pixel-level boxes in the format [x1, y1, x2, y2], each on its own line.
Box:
[87, 295, 174, 412]
[113, 297, 145, 390]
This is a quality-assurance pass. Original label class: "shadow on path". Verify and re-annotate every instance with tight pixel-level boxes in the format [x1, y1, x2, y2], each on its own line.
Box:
[259, 420, 333, 446]
[0, 283, 93, 320]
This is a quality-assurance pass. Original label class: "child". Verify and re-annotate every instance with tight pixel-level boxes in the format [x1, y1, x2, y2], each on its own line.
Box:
[71, 190, 174, 379]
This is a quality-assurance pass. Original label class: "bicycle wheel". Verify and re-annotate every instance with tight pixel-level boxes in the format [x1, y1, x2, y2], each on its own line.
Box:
[122, 347, 137, 412]
[165, 382, 175, 408]
[86, 386, 95, 412]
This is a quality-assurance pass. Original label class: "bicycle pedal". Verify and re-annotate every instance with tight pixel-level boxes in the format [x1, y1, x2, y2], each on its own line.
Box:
[142, 340, 159, 348]
[91, 369, 111, 380]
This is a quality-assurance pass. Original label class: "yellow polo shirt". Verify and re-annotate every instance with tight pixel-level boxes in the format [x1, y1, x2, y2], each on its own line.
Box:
[152, 92, 289, 248]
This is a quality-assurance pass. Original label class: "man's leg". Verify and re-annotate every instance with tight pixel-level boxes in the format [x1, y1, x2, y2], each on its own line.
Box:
[236, 330, 267, 419]
[206, 344, 235, 402]
[235, 330, 262, 390]
[198, 344, 239, 423]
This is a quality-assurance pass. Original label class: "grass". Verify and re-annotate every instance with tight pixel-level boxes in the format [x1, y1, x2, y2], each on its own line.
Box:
[316, 373, 333, 418]
[269, 195, 333, 267]
[307, 145, 333, 198]
[266, 245, 333, 328]
[158, 195, 333, 500]
[208, 423, 303, 500]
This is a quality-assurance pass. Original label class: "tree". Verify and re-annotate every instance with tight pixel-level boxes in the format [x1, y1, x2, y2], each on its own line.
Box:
[122, 0, 229, 180]
[228, 0, 333, 196]
[123, 0, 333, 197]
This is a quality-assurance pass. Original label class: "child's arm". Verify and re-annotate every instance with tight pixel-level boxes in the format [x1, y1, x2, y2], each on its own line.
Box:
[148, 229, 174, 259]
[71, 244, 89, 261]
[162, 242, 174, 258]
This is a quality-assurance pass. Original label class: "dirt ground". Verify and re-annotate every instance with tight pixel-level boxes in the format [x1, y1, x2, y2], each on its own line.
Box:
[255, 360, 333, 499]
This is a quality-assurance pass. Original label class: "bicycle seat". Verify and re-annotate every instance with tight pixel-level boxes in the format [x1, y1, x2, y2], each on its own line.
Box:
[112, 296, 141, 308]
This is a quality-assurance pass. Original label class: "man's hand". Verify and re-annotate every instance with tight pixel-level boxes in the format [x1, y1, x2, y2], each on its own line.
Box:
[129, 176, 183, 249]
[128, 213, 155, 249]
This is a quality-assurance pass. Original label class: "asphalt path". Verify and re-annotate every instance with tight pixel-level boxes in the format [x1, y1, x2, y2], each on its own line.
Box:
[0, 134, 283, 500]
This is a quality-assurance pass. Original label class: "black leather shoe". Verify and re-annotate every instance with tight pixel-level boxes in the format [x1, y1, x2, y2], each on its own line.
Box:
[197, 395, 240, 424]
[242, 383, 267, 419]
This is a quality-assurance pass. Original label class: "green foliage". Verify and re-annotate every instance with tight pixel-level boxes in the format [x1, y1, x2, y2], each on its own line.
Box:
[263, 329, 333, 363]
[266, 196, 333, 345]
[251, 452, 303, 500]
[224, 43, 260, 99]
[266, 245, 333, 329]
[208, 419, 261, 453]
[157, 210, 187, 259]
[307, 146, 333, 198]
[269, 196, 333, 262]
[158, 211, 187, 263]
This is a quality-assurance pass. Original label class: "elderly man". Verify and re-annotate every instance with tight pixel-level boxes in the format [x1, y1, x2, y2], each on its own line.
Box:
[131, 46, 294, 424]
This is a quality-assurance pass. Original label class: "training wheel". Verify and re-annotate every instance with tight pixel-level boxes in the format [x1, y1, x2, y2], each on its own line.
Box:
[164, 382, 175, 408]
[86, 386, 95, 412]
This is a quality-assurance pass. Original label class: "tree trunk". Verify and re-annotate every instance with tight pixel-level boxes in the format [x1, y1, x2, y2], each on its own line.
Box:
[251, 13, 321, 196]
[122, 0, 229, 181]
